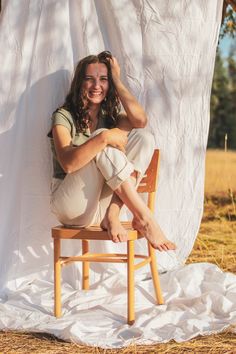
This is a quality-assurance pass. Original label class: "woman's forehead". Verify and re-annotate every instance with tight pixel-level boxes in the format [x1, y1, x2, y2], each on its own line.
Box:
[85, 63, 108, 76]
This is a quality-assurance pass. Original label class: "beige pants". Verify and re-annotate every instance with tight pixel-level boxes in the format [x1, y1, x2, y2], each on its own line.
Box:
[51, 128, 155, 227]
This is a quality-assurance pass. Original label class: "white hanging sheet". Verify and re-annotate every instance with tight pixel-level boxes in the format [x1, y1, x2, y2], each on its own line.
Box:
[1, 0, 236, 348]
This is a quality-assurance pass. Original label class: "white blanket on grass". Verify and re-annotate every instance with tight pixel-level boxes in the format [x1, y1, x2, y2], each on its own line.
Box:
[1, 0, 235, 348]
[1, 263, 236, 348]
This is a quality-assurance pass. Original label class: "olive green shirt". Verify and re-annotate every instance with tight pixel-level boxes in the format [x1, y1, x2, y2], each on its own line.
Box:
[47, 108, 106, 179]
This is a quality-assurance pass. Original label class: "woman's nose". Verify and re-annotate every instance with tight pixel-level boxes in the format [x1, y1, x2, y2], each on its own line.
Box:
[93, 79, 100, 88]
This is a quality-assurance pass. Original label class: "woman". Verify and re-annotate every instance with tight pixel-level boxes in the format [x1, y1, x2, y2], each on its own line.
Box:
[48, 51, 176, 252]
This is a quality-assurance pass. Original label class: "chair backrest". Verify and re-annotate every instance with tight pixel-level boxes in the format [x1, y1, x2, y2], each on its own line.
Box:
[137, 149, 159, 194]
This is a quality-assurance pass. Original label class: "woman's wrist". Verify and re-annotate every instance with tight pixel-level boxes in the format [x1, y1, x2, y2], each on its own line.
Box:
[112, 75, 123, 88]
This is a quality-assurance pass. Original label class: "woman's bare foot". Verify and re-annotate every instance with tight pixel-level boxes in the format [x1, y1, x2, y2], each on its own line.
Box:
[100, 211, 128, 243]
[132, 216, 176, 252]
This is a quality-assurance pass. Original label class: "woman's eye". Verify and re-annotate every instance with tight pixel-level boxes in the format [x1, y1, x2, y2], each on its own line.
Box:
[84, 77, 108, 83]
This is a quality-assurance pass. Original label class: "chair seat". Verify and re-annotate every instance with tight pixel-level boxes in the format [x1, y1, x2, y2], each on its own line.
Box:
[52, 221, 144, 241]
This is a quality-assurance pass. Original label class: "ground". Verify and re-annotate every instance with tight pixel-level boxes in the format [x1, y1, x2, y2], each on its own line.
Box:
[0, 149, 236, 353]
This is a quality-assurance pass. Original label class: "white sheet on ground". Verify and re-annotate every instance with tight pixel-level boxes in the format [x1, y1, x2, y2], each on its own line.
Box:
[1, 263, 236, 348]
[1, 0, 235, 348]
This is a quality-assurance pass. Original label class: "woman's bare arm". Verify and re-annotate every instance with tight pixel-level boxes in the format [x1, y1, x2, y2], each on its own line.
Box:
[109, 57, 148, 129]
[116, 113, 134, 133]
[52, 125, 128, 174]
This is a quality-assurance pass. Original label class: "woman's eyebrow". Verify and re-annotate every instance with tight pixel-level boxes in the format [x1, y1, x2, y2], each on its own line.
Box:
[84, 75, 108, 78]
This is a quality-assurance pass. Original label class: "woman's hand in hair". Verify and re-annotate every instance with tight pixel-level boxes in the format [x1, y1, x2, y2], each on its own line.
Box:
[102, 128, 128, 153]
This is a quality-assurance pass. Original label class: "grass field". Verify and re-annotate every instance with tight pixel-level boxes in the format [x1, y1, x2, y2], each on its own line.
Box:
[205, 149, 236, 200]
[0, 149, 236, 353]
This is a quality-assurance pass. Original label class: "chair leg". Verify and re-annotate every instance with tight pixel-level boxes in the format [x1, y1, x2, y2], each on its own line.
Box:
[82, 240, 90, 290]
[127, 240, 135, 325]
[54, 238, 62, 317]
[148, 243, 164, 305]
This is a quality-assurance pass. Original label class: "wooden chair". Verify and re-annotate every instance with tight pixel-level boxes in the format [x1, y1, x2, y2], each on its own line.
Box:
[52, 149, 164, 325]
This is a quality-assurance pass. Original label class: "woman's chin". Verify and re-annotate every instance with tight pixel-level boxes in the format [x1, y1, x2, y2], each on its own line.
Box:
[87, 97, 104, 105]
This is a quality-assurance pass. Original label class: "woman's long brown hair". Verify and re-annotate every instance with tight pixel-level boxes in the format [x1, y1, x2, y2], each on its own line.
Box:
[60, 51, 121, 133]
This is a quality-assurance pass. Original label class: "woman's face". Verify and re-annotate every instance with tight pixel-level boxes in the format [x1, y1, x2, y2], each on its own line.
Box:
[82, 63, 109, 106]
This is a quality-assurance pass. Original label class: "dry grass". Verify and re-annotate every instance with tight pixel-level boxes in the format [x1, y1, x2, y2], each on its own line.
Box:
[0, 327, 236, 354]
[1, 149, 236, 353]
[205, 149, 236, 197]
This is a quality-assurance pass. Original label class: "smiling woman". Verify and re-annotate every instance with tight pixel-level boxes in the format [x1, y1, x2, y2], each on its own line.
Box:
[83, 63, 109, 102]
[79, 62, 109, 134]
[47, 51, 176, 251]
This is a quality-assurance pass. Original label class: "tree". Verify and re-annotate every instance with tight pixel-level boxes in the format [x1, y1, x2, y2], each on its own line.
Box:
[208, 3, 236, 150]
[227, 45, 236, 148]
[209, 50, 232, 148]
[221, 1, 236, 38]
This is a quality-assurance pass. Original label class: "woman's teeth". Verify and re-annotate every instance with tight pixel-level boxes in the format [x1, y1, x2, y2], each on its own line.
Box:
[90, 92, 102, 96]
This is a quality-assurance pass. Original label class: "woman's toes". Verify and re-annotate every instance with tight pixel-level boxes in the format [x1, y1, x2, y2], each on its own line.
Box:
[161, 244, 169, 251]
[158, 244, 167, 251]
[108, 229, 118, 242]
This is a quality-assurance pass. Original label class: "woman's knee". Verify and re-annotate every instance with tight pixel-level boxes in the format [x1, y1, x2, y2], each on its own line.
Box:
[130, 129, 155, 150]
[95, 145, 134, 190]
[126, 129, 155, 157]
[125, 129, 155, 176]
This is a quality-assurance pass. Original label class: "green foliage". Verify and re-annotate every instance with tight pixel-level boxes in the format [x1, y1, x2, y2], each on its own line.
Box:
[227, 46, 236, 147]
[209, 4, 236, 149]
[209, 47, 236, 149]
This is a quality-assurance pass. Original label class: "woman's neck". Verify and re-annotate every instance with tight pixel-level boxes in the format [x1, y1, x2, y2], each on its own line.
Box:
[88, 104, 100, 121]
[88, 104, 100, 132]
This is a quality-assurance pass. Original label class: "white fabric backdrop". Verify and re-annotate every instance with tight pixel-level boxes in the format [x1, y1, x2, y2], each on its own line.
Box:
[1, 0, 236, 348]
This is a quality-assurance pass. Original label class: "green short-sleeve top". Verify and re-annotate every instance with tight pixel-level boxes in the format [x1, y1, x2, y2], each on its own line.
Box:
[47, 108, 106, 179]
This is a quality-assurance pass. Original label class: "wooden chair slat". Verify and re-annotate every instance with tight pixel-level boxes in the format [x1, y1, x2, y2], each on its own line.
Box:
[137, 150, 159, 193]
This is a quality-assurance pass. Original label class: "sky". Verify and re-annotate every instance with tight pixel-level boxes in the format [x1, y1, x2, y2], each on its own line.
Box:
[219, 35, 236, 58]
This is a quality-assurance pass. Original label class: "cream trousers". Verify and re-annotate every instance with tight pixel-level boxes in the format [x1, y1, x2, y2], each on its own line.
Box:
[51, 128, 155, 227]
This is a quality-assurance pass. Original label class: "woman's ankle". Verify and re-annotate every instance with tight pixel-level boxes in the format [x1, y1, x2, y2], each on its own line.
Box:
[133, 211, 153, 226]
